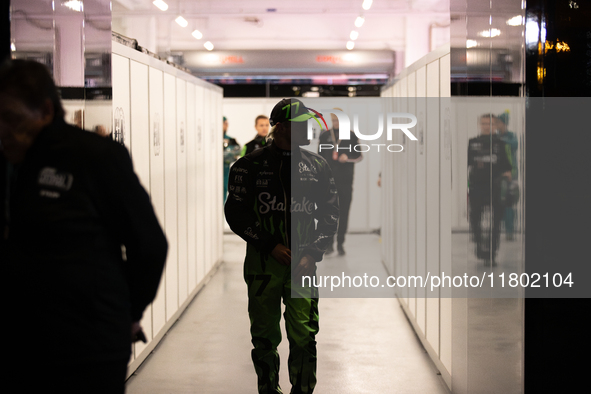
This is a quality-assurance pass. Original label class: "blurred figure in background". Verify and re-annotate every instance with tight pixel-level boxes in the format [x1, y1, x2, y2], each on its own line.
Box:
[240, 114, 270, 157]
[223, 116, 241, 201]
[317, 108, 363, 256]
[467, 114, 512, 265]
[495, 111, 519, 240]
[0, 59, 167, 393]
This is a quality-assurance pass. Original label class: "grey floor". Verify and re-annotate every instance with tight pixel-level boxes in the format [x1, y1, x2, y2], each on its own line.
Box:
[125, 234, 450, 394]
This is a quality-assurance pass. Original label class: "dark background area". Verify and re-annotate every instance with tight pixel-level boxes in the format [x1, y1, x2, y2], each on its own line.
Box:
[524, 0, 591, 392]
[1, 0, 9, 63]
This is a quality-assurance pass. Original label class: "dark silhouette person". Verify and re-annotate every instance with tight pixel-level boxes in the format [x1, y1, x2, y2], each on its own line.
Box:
[317, 108, 363, 255]
[467, 114, 512, 265]
[0, 59, 168, 393]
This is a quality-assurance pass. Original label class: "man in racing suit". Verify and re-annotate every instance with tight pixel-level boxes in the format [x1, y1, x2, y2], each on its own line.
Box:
[225, 98, 339, 394]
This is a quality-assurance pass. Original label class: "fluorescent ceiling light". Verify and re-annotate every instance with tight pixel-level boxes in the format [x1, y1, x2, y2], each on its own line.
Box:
[466, 39, 478, 48]
[506, 15, 524, 26]
[153, 0, 168, 11]
[362, 0, 373, 10]
[204, 41, 214, 51]
[192, 30, 203, 39]
[62, 1, 83, 12]
[346, 41, 355, 50]
[11, 43, 16, 51]
[175, 16, 188, 28]
[354, 16, 365, 28]
[478, 28, 501, 37]
[350, 30, 359, 40]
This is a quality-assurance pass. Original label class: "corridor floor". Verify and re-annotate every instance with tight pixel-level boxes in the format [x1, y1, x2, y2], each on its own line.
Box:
[125, 234, 450, 394]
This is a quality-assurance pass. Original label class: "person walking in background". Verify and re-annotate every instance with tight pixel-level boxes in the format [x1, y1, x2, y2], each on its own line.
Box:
[317, 108, 363, 256]
[494, 110, 519, 240]
[468, 114, 512, 265]
[223, 116, 241, 202]
[0, 59, 168, 393]
[225, 98, 338, 394]
[241, 114, 270, 157]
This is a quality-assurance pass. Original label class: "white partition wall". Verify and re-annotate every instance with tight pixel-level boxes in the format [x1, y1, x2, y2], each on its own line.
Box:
[129, 60, 152, 357]
[148, 66, 167, 337]
[177, 79, 189, 306]
[425, 59, 441, 356]
[381, 45, 452, 389]
[195, 86, 206, 284]
[112, 41, 224, 376]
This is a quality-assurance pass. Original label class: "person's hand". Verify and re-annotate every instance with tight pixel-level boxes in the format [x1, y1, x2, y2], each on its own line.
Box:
[503, 171, 512, 181]
[271, 244, 291, 266]
[338, 153, 349, 163]
[292, 254, 316, 280]
[131, 321, 147, 343]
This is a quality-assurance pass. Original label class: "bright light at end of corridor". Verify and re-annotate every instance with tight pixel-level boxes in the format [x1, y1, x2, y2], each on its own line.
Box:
[478, 28, 501, 38]
[62, 1, 83, 12]
[175, 16, 189, 28]
[506, 15, 524, 26]
[466, 39, 478, 48]
[153, 0, 169, 12]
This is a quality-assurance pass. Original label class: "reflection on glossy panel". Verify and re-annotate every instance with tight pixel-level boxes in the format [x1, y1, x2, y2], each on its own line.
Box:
[451, 1, 525, 393]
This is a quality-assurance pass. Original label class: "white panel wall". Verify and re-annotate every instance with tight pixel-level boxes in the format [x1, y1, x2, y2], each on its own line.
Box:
[203, 89, 212, 272]
[439, 53, 453, 374]
[426, 60, 441, 355]
[129, 60, 151, 357]
[381, 46, 452, 390]
[111, 54, 131, 151]
[148, 66, 167, 336]
[163, 73, 179, 321]
[112, 42, 224, 374]
[177, 79, 189, 306]
[186, 83, 197, 293]
[195, 86, 206, 284]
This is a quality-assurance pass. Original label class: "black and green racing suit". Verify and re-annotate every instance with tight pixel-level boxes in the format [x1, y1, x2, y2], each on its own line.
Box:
[225, 141, 339, 394]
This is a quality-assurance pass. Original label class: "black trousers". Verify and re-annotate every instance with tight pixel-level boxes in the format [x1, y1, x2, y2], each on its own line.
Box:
[332, 178, 353, 247]
[469, 191, 504, 259]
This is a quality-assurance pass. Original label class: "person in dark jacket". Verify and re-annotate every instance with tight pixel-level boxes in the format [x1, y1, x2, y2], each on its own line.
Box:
[317, 108, 363, 255]
[468, 114, 512, 265]
[225, 98, 338, 394]
[223, 116, 241, 202]
[240, 114, 270, 157]
[0, 59, 167, 393]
